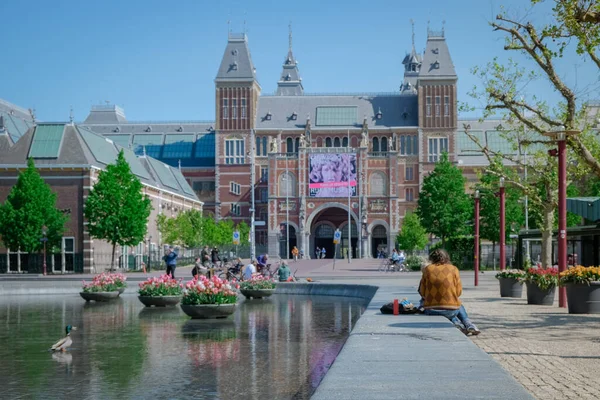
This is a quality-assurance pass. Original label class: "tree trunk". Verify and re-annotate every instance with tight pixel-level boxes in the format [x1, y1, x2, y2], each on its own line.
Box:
[540, 204, 555, 268]
[110, 243, 116, 272]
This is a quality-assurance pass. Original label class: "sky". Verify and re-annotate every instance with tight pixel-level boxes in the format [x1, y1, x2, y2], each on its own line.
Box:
[1, 0, 598, 122]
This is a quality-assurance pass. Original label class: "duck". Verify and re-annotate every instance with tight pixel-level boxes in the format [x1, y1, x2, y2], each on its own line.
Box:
[50, 325, 77, 352]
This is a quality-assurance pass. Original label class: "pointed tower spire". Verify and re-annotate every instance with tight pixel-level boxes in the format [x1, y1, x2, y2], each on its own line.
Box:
[411, 19, 415, 50]
[401, 19, 421, 94]
[276, 23, 304, 96]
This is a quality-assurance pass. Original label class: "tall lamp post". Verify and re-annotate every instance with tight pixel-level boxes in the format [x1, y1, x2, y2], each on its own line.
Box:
[248, 129, 256, 261]
[41, 225, 48, 276]
[499, 177, 506, 271]
[474, 190, 480, 287]
[284, 154, 290, 261]
[347, 130, 352, 264]
[543, 128, 580, 308]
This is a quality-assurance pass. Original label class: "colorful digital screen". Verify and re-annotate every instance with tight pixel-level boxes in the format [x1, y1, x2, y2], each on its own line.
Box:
[309, 153, 357, 197]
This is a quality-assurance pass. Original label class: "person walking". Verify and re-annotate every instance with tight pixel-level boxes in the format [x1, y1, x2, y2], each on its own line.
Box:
[321, 247, 326, 259]
[164, 246, 178, 279]
[315, 247, 321, 259]
[292, 246, 299, 262]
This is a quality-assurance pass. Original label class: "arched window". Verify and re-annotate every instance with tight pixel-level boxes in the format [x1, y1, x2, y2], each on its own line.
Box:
[372, 225, 387, 238]
[372, 137, 380, 152]
[340, 222, 358, 238]
[278, 172, 296, 197]
[262, 137, 267, 155]
[286, 137, 293, 153]
[325, 137, 332, 147]
[333, 137, 341, 147]
[256, 137, 261, 156]
[369, 172, 387, 196]
[381, 137, 388, 152]
[315, 224, 334, 238]
[295, 137, 300, 153]
[342, 137, 349, 147]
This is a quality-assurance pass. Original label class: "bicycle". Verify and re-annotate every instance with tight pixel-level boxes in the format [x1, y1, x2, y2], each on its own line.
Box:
[218, 265, 242, 281]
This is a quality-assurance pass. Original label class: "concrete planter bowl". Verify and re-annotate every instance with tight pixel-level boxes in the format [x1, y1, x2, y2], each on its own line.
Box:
[79, 291, 120, 302]
[498, 277, 523, 298]
[525, 282, 556, 306]
[180, 303, 237, 319]
[566, 282, 600, 314]
[240, 289, 276, 299]
[138, 295, 182, 307]
[117, 287, 126, 294]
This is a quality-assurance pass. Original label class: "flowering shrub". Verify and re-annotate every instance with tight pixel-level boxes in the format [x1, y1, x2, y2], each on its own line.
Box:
[523, 268, 559, 291]
[182, 276, 238, 305]
[82, 272, 128, 293]
[559, 266, 600, 285]
[239, 275, 276, 290]
[138, 274, 183, 296]
[495, 269, 527, 281]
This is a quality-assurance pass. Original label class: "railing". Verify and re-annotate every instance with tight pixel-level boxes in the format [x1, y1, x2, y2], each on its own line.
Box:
[262, 92, 402, 97]
[368, 152, 389, 158]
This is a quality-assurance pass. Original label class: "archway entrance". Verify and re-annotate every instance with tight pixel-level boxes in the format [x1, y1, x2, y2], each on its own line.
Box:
[371, 225, 388, 258]
[310, 206, 358, 259]
[340, 222, 359, 259]
[279, 224, 297, 259]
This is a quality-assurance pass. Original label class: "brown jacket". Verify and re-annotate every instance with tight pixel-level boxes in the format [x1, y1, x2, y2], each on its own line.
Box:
[418, 263, 462, 310]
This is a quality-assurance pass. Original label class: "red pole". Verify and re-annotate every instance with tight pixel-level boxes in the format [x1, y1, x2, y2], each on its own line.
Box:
[474, 191, 480, 286]
[499, 180, 506, 271]
[558, 138, 567, 308]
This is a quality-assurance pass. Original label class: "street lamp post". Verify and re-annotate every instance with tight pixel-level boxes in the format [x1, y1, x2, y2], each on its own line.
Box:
[474, 190, 480, 287]
[285, 153, 290, 261]
[41, 225, 48, 276]
[248, 129, 256, 261]
[499, 177, 506, 271]
[347, 130, 352, 264]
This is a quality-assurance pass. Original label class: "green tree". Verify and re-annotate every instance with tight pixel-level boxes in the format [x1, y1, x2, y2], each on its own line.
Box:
[396, 212, 428, 254]
[157, 209, 204, 248]
[0, 158, 68, 253]
[84, 151, 152, 270]
[416, 153, 472, 246]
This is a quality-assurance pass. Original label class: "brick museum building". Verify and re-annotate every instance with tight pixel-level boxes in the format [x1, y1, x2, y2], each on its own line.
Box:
[1, 27, 506, 263]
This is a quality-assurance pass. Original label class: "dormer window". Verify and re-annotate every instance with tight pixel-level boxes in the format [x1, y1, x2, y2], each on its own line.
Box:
[433, 61, 440, 69]
[231, 61, 238, 71]
[375, 108, 383, 120]
[232, 49, 238, 56]
[146, 126, 152, 132]
[286, 57, 292, 65]
[265, 111, 272, 121]
[285, 73, 291, 81]
[432, 48, 439, 54]
[177, 126, 183, 132]
[291, 112, 297, 121]
[114, 127, 120, 133]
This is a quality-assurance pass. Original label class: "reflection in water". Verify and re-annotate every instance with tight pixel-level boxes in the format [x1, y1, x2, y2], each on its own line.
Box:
[0, 294, 366, 399]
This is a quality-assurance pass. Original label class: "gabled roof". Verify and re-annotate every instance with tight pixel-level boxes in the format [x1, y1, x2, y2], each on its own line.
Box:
[418, 31, 457, 80]
[255, 94, 418, 130]
[215, 33, 257, 83]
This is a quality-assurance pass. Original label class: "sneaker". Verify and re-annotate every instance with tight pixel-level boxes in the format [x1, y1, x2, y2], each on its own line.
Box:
[466, 324, 481, 336]
[454, 324, 467, 335]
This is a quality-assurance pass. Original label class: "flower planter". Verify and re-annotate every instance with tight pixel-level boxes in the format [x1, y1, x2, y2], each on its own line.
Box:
[240, 288, 275, 299]
[79, 291, 120, 302]
[117, 287, 126, 294]
[180, 303, 237, 319]
[138, 295, 182, 307]
[525, 282, 556, 306]
[498, 277, 523, 298]
[566, 282, 600, 314]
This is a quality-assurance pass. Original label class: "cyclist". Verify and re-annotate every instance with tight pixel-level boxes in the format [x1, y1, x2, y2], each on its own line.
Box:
[256, 254, 269, 274]
[390, 249, 401, 270]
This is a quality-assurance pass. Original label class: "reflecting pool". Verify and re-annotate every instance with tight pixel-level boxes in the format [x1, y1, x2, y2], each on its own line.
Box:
[0, 294, 367, 399]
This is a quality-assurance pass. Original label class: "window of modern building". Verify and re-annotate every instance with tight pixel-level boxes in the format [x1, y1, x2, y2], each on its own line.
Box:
[405, 166, 414, 181]
[426, 96, 431, 117]
[230, 182, 241, 195]
[435, 96, 441, 116]
[369, 172, 387, 196]
[325, 137, 332, 147]
[225, 138, 245, 164]
[381, 137, 388, 152]
[372, 137, 380, 152]
[223, 98, 228, 119]
[428, 137, 448, 162]
[444, 95, 450, 116]
[241, 98, 247, 119]
[231, 203, 241, 216]
[333, 137, 341, 147]
[405, 188, 414, 202]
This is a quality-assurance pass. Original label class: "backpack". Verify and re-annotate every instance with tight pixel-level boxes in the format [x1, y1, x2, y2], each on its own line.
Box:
[380, 299, 420, 315]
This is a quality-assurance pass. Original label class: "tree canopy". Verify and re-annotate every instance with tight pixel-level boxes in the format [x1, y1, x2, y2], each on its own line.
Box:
[396, 212, 428, 254]
[84, 150, 152, 269]
[0, 158, 68, 253]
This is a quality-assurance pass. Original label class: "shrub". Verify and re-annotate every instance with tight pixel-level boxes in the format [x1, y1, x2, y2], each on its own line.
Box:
[523, 267, 559, 291]
[138, 274, 183, 296]
[240, 275, 277, 290]
[559, 266, 600, 285]
[182, 275, 238, 305]
[405, 255, 424, 271]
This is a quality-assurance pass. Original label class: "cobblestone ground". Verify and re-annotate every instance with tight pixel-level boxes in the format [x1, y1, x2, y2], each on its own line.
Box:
[460, 274, 600, 400]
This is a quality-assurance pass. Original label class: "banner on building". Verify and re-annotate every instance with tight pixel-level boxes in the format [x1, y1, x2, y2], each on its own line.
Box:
[308, 153, 357, 197]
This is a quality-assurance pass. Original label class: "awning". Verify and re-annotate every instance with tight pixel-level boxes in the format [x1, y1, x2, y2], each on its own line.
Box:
[567, 197, 600, 222]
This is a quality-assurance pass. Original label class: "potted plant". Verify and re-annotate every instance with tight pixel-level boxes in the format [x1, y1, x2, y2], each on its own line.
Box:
[80, 272, 124, 302]
[239, 275, 277, 299]
[495, 269, 526, 298]
[112, 272, 128, 294]
[559, 266, 600, 314]
[180, 276, 239, 319]
[137, 274, 183, 307]
[523, 267, 558, 306]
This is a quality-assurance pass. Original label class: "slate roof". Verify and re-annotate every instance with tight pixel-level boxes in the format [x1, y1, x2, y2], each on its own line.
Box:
[0, 98, 35, 142]
[255, 94, 418, 130]
[275, 48, 303, 96]
[83, 104, 128, 124]
[0, 123, 200, 202]
[418, 32, 457, 80]
[215, 33, 257, 83]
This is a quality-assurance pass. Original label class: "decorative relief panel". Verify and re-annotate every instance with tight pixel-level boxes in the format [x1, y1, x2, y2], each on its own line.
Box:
[369, 199, 388, 213]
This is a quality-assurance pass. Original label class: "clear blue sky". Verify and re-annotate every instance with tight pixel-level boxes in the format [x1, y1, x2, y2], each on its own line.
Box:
[1, 0, 597, 122]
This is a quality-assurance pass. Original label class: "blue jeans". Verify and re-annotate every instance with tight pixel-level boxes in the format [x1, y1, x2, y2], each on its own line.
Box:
[424, 305, 472, 327]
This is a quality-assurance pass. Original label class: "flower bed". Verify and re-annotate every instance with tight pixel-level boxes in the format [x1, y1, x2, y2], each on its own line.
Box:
[559, 266, 600, 285]
[82, 272, 128, 293]
[495, 269, 527, 281]
[523, 268, 559, 291]
[239, 275, 277, 291]
[182, 276, 238, 306]
[138, 275, 183, 297]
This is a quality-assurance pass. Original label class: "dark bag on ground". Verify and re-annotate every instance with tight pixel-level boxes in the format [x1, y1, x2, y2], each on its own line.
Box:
[380, 301, 420, 315]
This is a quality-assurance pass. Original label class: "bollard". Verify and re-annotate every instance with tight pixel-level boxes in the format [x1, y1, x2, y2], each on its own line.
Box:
[393, 299, 399, 315]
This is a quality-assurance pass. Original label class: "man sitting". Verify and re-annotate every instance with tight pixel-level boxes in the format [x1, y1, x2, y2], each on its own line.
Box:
[243, 260, 258, 281]
[256, 254, 269, 273]
[418, 249, 480, 335]
[277, 262, 293, 282]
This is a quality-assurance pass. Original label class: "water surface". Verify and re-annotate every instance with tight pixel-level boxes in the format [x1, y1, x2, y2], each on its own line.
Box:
[0, 293, 366, 399]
